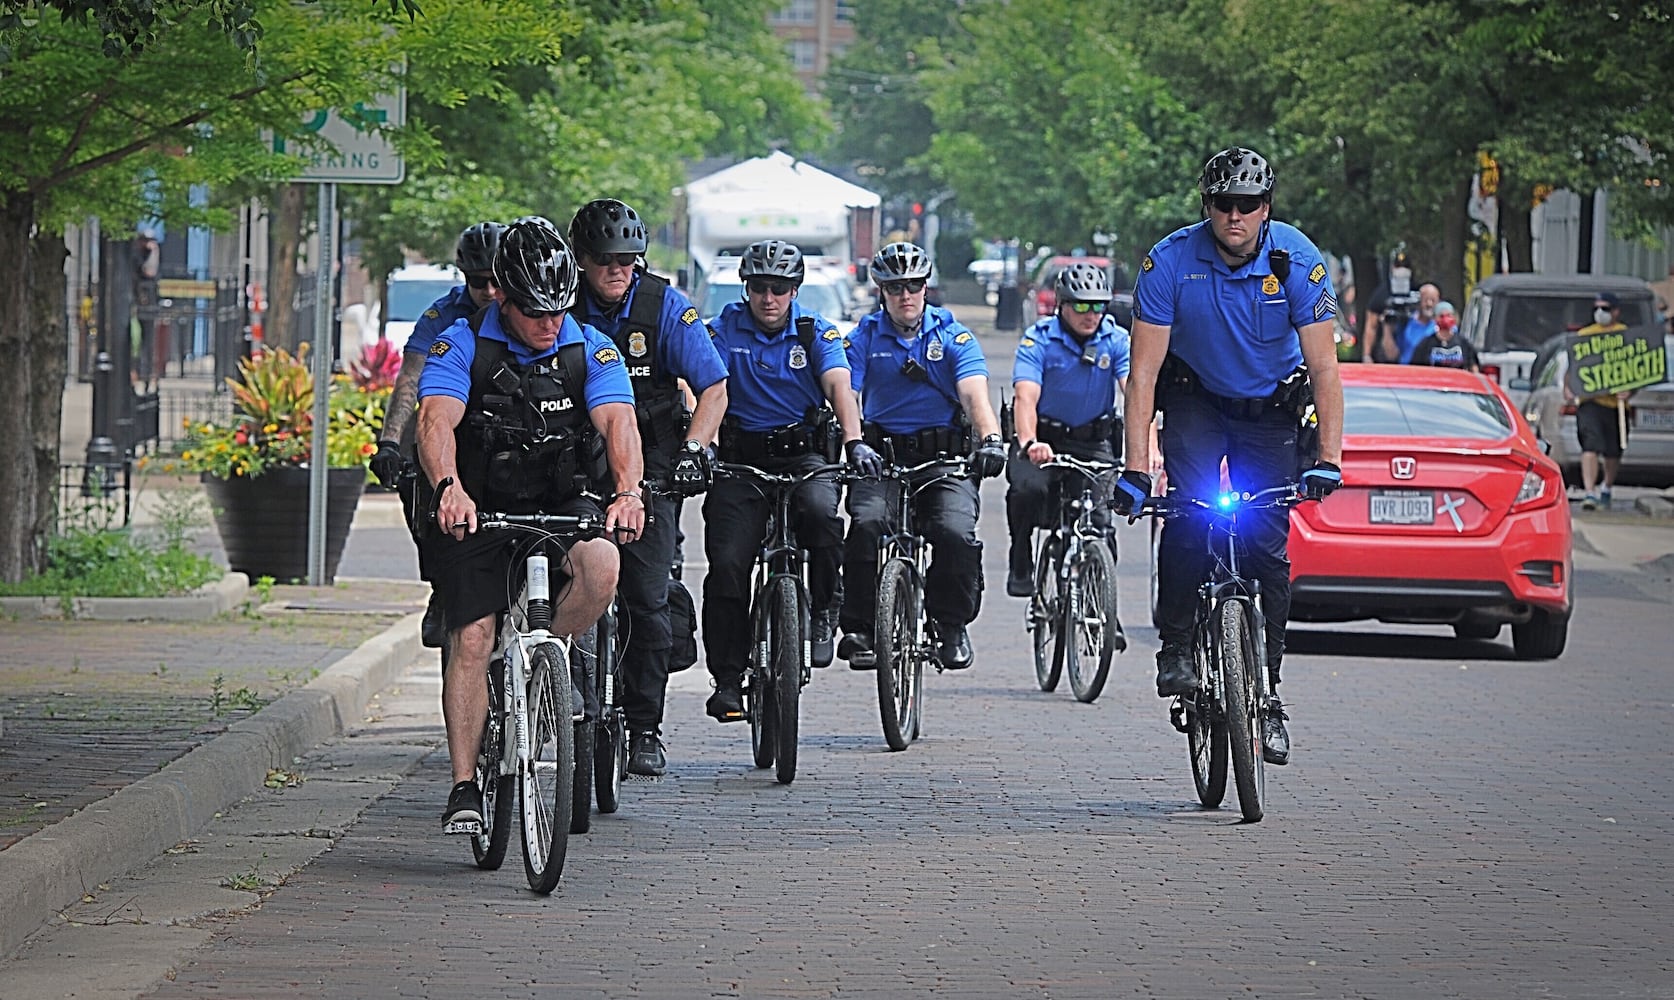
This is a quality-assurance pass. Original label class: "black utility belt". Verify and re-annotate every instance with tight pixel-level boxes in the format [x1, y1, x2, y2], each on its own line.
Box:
[864, 422, 971, 459]
[1039, 414, 1118, 443]
[719, 422, 819, 463]
[1201, 391, 1285, 422]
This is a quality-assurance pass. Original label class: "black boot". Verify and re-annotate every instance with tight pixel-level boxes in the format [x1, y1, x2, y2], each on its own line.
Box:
[1006, 534, 1034, 597]
[1155, 640, 1197, 697]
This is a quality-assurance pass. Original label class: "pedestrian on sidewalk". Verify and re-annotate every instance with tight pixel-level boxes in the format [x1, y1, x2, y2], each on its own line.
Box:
[1573, 291, 1633, 510]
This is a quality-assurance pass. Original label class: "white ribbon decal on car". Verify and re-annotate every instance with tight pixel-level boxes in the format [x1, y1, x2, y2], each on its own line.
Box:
[1438, 492, 1466, 532]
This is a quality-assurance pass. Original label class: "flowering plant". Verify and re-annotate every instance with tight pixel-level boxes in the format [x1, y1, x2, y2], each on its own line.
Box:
[154, 345, 388, 480]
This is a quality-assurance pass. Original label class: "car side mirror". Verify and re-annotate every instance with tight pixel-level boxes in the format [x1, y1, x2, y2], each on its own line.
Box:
[1508, 376, 1531, 391]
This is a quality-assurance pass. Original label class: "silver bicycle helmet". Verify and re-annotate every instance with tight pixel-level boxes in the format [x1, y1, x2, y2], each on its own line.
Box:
[493, 217, 579, 314]
[870, 241, 932, 283]
[1199, 146, 1275, 200]
[738, 239, 806, 285]
[1055, 261, 1113, 304]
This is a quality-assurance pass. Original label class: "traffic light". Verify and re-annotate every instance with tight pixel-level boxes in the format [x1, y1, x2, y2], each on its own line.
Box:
[911, 202, 923, 218]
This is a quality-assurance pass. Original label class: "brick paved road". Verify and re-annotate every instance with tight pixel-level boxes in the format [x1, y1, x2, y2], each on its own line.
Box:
[113, 492, 1674, 1000]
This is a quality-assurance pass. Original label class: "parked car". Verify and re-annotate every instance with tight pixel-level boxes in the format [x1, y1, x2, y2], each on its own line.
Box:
[1286, 364, 1572, 658]
[1459, 273, 1658, 393]
[1516, 332, 1674, 486]
[383, 262, 462, 350]
[1031, 255, 1115, 317]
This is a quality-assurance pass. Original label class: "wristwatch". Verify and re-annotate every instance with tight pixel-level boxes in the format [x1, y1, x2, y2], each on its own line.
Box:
[681, 439, 703, 455]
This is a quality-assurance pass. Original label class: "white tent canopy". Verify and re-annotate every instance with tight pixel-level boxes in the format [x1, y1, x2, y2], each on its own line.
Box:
[686, 150, 881, 211]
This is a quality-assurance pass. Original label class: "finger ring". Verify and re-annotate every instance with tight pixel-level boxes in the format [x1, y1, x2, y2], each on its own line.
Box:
[452, 521, 468, 529]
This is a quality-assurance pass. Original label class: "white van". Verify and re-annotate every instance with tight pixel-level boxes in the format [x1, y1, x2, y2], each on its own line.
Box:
[384, 263, 463, 350]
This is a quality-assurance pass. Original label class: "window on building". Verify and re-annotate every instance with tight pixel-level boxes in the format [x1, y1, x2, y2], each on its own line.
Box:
[835, 0, 856, 21]
[787, 38, 817, 71]
[771, 0, 817, 25]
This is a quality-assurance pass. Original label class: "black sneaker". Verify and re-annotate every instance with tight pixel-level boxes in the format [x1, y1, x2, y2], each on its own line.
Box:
[811, 609, 837, 669]
[421, 591, 447, 649]
[706, 683, 745, 723]
[1155, 640, 1197, 697]
[627, 730, 667, 776]
[1006, 539, 1034, 597]
[441, 780, 483, 834]
[1005, 569, 1034, 598]
[932, 620, 973, 670]
[838, 631, 876, 670]
[1262, 696, 1291, 766]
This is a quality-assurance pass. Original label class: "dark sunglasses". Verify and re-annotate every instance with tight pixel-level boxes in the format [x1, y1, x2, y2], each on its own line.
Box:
[465, 273, 493, 289]
[1210, 194, 1266, 215]
[1066, 301, 1103, 315]
[514, 302, 563, 320]
[587, 251, 639, 268]
[881, 278, 927, 296]
[746, 278, 796, 297]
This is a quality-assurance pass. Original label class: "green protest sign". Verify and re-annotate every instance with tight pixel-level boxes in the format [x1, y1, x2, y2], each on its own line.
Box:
[1564, 325, 1668, 397]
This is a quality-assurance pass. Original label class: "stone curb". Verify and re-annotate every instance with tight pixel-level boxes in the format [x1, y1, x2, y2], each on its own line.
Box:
[0, 573, 250, 621]
[1634, 494, 1674, 520]
[0, 610, 423, 960]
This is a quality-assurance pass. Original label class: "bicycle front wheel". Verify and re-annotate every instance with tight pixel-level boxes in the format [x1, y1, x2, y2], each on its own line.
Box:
[472, 656, 515, 870]
[772, 576, 804, 785]
[1218, 600, 1264, 823]
[1186, 687, 1227, 809]
[748, 591, 776, 770]
[874, 558, 922, 751]
[569, 636, 595, 834]
[594, 610, 626, 814]
[521, 641, 575, 892]
[1064, 542, 1120, 703]
[1031, 536, 1064, 692]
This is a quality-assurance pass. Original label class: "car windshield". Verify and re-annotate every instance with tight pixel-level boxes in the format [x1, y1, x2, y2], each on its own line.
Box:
[701, 282, 848, 322]
[387, 281, 457, 322]
[1494, 295, 1658, 350]
[1345, 386, 1512, 438]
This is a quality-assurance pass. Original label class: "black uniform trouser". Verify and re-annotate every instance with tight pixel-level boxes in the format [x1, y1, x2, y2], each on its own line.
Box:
[840, 471, 983, 635]
[617, 448, 677, 734]
[702, 453, 842, 686]
[1005, 437, 1116, 544]
[1156, 392, 1298, 685]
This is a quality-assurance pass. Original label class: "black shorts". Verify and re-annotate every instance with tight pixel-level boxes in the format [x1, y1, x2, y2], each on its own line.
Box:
[1575, 400, 1627, 458]
[425, 494, 603, 633]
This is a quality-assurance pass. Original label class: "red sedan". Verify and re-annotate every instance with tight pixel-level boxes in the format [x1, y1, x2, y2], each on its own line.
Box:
[1288, 364, 1572, 658]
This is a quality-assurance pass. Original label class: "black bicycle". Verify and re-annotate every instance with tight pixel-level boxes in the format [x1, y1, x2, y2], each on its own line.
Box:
[1136, 483, 1303, 823]
[569, 596, 625, 834]
[867, 456, 973, 751]
[1027, 453, 1126, 703]
[714, 461, 849, 784]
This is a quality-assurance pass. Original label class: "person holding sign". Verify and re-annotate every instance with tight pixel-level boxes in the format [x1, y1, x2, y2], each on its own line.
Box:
[1572, 291, 1631, 510]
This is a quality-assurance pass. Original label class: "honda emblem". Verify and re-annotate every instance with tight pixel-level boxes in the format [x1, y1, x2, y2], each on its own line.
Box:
[1391, 456, 1416, 480]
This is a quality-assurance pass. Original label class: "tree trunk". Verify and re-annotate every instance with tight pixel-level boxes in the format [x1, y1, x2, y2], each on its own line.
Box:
[0, 192, 42, 582]
[1439, 173, 1471, 304]
[1499, 189, 1534, 272]
[30, 229, 69, 554]
[268, 183, 307, 354]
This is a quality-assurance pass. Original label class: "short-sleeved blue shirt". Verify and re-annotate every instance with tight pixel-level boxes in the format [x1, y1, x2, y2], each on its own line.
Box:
[709, 301, 847, 432]
[1133, 220, 1336, 399]
[1011, 315, 1131, 428]
[417, 303, 635, 411]
[847, 304, 987, 434]
[404, 285, 478, 357]
[574, 273, 729, 394]
[1396, 313, 1437, 364]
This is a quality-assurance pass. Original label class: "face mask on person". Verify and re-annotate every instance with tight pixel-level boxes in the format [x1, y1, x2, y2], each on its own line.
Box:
[1594, 307, 1614, 326]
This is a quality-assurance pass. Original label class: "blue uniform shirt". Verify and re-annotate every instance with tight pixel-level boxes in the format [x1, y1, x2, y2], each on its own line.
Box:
[1397, 313, 1437, 364]
[1133, 219, 1336, 399]
[847, 304, 987, 434]
[417, 303, 635, 410]
[404, 285, 478, 356]
[709, 300, 847, 432]
[1012, 315, 1131, 428]
[574, 273, 729, 394]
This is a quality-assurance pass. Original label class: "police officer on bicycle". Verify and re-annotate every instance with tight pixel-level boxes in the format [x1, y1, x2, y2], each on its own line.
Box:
[838, 241, 1007, 672]
[1005, 262, 1131, 599]
[568, 198, 729, 777]
[416, 217, 647, 832]
[1114, 146, 1345, 767]
[701, 239, 869, 723]
[370, 221, 505, 647]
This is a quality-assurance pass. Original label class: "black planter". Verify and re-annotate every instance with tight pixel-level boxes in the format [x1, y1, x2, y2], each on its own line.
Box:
[201, 466, 366, 584]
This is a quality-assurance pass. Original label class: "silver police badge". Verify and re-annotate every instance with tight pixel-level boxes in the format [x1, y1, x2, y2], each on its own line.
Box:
[788, 345, 808, 370]
[926, 339, 944, 361]
[627, 330, 648, 357]
[1098, 353, 1111, 369]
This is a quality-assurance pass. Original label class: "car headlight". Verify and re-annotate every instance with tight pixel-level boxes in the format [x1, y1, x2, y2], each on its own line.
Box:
[1515, 469, 1547, 506]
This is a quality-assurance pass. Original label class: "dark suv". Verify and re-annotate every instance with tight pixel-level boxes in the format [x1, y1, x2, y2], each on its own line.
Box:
[1459, 273, 1658, 389]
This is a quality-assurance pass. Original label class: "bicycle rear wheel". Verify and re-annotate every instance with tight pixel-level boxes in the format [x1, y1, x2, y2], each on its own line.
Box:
[772, 576, 803, 785]
[1185, 688, 1227, 809]
[748, 591, 776, 770]
[1030, 536, 1063, 692]
[1218, 600, 1264, 823]
[1064, 542, 1120, 703]
[521, 641, 575, 892]
[569, 636, 594, 834]
[874, 558, 922, 751]
[593, 608, 626, 814]
[472, 656, 515, 870]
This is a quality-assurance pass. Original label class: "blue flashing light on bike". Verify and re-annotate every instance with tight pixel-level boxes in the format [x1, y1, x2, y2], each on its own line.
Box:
[1216, 491, 1239, 511]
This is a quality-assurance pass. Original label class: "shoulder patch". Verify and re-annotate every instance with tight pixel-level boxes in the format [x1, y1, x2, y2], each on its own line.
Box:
[1141, 255, 1154, 272]
[953, 331, 972, 345]
[822, 328, 842, 342]
[680, 306, 699, 326]
[842, 338, 852, 350]
[1020, 337, 1035, 348]
[1308, 262, 1327, 285]
[423, 308, 440, 319]
[427, 341, 451, 358]
[594, 346, 621, 365]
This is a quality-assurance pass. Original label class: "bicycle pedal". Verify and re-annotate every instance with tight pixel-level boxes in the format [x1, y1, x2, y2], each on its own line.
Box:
[625, 772, 661, 782]
[1168, 697, 1191, 734]
[443, 818, 483, 836]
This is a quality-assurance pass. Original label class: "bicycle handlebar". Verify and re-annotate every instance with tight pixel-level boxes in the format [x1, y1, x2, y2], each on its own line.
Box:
[885, 456, 972, 480]
[1137, 483, 1305, 519]
[475, 512, 606, 535]
[1040, 454, 1119, 479]
[713, 461, 853, 487]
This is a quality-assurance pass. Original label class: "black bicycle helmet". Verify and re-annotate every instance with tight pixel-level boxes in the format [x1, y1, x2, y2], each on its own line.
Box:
[1199, 146, 1275, 200]
[493, 217, 579, 314]
[1055, 261, 1113, 304]
[738, 239, 805, 285]
[567, 199, 648, 256]
[870, 241, 932, 283]
[454, 221, 505, 274]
